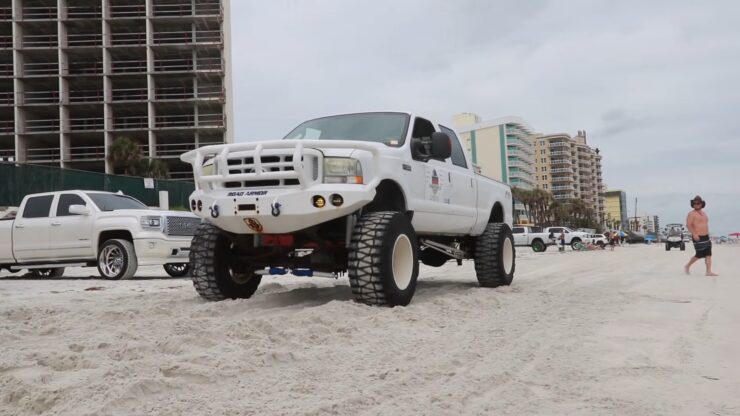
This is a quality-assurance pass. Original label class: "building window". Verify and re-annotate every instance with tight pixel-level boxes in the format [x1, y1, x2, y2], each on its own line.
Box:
[543, 175, 548, 180]
[542, 167, 547, 172]
[543, 184, 548, 189]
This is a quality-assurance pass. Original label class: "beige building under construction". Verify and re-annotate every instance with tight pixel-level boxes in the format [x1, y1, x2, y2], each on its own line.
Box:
[0, 0, 232, 180]
[533, 131, 606, 224]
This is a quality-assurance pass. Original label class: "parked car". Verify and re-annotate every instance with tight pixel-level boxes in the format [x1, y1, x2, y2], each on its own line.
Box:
[512, 226, 553, 252]
[0, 190, 200, 279]
[181, 111, 516, 306]
[582, 233, 607, 248]
[541, 226, 590, 249]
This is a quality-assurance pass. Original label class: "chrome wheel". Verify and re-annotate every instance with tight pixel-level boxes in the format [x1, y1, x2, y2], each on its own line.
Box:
[99, 245, 124, 278]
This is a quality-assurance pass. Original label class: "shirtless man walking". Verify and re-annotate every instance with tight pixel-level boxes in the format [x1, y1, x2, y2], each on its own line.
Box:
[684, 195, 718, 276]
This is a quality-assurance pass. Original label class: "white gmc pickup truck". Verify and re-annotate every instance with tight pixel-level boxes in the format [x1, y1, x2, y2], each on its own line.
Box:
[0, 191, 201, 279]
[181, 111, 516, 306]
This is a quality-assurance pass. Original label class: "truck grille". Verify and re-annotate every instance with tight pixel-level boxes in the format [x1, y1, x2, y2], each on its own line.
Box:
[165, 216, 201, 236]
[224, 154, 319, 188]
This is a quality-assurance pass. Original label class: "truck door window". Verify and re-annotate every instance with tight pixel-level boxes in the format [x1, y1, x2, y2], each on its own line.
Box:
[22, 195, 54, 218]
[440, 125, 468, 168]
[410, 117, 436, 161]
[57, 194, 87, 216]
[512, 227, 524, 234]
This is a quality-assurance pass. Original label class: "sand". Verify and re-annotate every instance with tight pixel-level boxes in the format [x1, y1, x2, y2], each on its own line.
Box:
[1, 244, 739, 415]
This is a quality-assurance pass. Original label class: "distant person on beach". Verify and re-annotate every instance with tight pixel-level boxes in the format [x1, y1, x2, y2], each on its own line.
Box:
[609, 232, 616, 251]
[684, 195, 718, 276]
[559, 231, 565, 252]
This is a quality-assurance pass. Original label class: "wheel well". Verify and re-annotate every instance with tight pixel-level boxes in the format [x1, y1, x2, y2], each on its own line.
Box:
[365, 180, 406, 212]
[488, 202, 504, 223]
[98, 230, 133, 248]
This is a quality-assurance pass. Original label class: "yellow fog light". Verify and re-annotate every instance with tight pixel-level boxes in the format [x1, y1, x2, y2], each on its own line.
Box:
[330, 194, 343, 207]
[312, 195, 326, 208]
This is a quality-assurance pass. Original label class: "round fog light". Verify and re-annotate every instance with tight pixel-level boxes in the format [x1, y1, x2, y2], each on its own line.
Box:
[190, 199, 197, 211]
[312, 195, 326, 208]
[330, 194, 343, 207]
[197, 200, 203, 211]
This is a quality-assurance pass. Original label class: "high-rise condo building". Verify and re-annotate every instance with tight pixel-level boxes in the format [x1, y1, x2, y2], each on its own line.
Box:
[0, 0, 232, 180]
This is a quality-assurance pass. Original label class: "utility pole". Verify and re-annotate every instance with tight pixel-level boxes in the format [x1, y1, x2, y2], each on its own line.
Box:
[633, 197, 638, 232]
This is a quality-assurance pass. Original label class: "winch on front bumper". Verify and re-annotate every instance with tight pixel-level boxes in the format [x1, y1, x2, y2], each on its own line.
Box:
[181, 140, 381, 234]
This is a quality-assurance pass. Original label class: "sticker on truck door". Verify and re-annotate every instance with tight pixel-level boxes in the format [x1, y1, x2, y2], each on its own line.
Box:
[425, 167, 451, 204]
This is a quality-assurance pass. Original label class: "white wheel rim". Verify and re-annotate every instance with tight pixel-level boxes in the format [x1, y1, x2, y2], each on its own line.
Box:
[392, 234, 414, 290]
[502, 237, 514, 275]
[99, 246, 124, 277]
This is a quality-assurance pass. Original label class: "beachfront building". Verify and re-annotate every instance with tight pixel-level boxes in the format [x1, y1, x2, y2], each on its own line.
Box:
[452, 113, 537, 223]
[0, 0, 233, 180]
[633, 215, 660, 234]
[604, 189, 628, 229]
[533, 130, 606, 225]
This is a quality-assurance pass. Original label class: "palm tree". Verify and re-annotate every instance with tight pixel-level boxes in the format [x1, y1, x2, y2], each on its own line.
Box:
[135, 158, 170, 180]
[108, 137, 142, 176]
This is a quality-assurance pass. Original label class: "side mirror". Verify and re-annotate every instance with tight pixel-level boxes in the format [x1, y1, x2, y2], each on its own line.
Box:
[430, 132, 452, 160]
[68, 204, 91, 216]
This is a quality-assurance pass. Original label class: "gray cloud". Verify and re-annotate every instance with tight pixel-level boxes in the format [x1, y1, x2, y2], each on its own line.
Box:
[230, 0, 740, 234]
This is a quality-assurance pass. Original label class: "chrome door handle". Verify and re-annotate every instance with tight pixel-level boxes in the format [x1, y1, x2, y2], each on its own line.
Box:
[51, 221, 62, 226]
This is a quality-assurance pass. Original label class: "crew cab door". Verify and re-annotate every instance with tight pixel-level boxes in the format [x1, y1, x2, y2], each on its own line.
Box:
[439, 125, 477, 231]
[512, 227, 527, 245]
[12, 195, 54, 262]
[49, 193, 94, 259]
[406, 117, 456, 233]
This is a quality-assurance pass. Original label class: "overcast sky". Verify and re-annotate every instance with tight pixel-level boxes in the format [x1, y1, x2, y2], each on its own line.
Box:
[229, 0, 739, 235]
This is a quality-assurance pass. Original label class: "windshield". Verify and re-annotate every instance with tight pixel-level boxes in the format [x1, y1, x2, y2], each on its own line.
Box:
[87, 193, 148, 211]
[283, 113, 410, 146]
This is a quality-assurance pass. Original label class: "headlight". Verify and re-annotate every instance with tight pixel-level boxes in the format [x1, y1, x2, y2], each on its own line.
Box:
[323, 158, 363, 184]
[141, 216, 163, 229]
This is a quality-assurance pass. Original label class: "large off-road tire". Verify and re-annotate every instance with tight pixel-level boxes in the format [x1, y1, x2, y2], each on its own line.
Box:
[189, 222, 262, 301]
[531, 239, 546, 253]
[31, 268, 65, 278]
[164, 263, 190, 277]
[348, 211, 419, 307]
[97, 239, 138, 280]
[680, 243, 685, 251]
[665, 243, 670, 251]
[474, 223, 515, 287]
[419, 248, 449, 267]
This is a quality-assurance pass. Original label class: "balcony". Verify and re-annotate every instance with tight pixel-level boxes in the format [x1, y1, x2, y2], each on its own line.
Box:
[549, 141, 570, 148]
[551, 175, 574, 184]
[30, 40, 68, 57]
[111, 87, 148, 102]
[69, 89, 104, 103]
[68, 117, 104, 131]
[152, 30, 222, 45]
[155, 113, 224, 129]
[26, 147, 61, 162]
[114, 115, 148, 130]
[66, 5, 102, 19]
[24, 62, 59, 76]
[0, 120, 14, 134]
[549, 150, 570, 157]
[153, 57, 223, 73]
[551, 185, 574, 191]
[155, 141, 221, 158]
[553, 193, 575, 200]
[109, 4, 147, 18]
[67, 62, 104, 76]
[25, 118, 60, 133]
[0, 36, 11, 48]
[20, 90, 60, 105]
[0, 63, 13, 76]
[550, 168, 573, 174]
[22, 7, 57, 20]
[152, 2, 222, 18]
[67, 145, 105, 161]
[0, 91, 12, 105]
[0, 7, 11, 21]
[110, 32, 147, 47]
[155, 86, 223, 101]
[0, 149, 14, 159]
[110, 60, 147, 74]
[550, 158, 572, 166]
[67, 33, 103, 47]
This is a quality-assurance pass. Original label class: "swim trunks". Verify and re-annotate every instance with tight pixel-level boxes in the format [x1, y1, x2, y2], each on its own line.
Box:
[693, 235, 712, 258]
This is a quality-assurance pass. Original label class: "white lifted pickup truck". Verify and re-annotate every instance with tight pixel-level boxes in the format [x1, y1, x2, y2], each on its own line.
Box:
[0, 191, 200, 279]
[181, 112, 516, 306]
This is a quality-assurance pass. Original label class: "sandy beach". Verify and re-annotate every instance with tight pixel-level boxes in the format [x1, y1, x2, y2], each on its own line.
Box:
[1, 244, 739, 415]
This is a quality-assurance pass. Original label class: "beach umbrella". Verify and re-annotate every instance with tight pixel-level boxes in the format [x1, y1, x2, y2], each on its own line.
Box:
[729, 232, 740, 237]
[619, 230, 625, 237]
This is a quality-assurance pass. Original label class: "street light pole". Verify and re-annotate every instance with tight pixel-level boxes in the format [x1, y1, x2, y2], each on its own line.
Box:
[634, 197, 638, 232]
